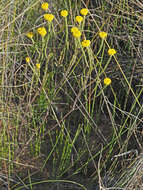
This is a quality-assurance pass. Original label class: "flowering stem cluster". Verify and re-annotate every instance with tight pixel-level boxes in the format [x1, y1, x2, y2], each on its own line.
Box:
[25, 2, 117, 98]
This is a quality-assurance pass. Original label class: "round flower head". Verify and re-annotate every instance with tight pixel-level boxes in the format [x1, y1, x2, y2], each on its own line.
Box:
[99, 31, 107, 39]
[25, 57, 30, 63]
[36, 63, 40, 69]
[41, 2, 49, 11]
[60, 10, 68, 17]
[26, 32, 34, 39]
[80, 8, 89, 16]
[75, 16, 83, 23]
[108, 48, 117, 56]
[71, 27, 81, 38]
[104, 78, 111, 86]
[44, 14, 54, 22]
[71, 27, 79, 33]
[72, 30, 81, 38]
[37, 27, 47, 37]
[81, 40, 91, 47]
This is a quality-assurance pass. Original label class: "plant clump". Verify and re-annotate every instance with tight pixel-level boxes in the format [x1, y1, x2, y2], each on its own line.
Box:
[0, 1, 142, 189]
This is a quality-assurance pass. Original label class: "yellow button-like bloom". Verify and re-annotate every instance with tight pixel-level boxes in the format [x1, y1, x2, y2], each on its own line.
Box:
[26, 32, 34, 39]
[108, 48, 117, 56]
[80, 8, 89, 16]
[104, 78, 111, 85]
[44, 14, 54, 22]
[72, 30, 81, 38]
[71, 27, 79, 33]
[60, 10, 68, 17]
[75, 16, 83, 23]
[99, 31, 107, 39]
[37, 27, 47, 37]
[25, 57, 30, 63]
[71, 27, 81, 38]
[36, 63, 40, 69]
[41, 2, 49, 11]
[81, 40, 91, 47]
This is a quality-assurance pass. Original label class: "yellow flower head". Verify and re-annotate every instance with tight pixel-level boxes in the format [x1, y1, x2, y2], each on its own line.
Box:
[36, 63, 40, 69]
[60, 10, 68, 17]
[25, 57, 30, 63]
[108, 48, 117, 56]
[37, 27, 47, 37]
[44, 14, 54, 22]
[41, 2, 49, 11]
[26, 32, 34, 39]
[99, 31, 107, 39]
[71, 27, 79, 33]
[71, 27, 81, 38]
[81, 40, 91, 47]
[80, 8, 89, 16]
[75, 16, 83, 23]
[72, 30, 81, 38]
[104, 78, 111, 86]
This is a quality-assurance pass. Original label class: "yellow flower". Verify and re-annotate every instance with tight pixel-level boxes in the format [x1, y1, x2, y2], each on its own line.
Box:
[75, 16, 83, 23]
[60, 10, 68, 17]
[104, 78, 111, 86]
[44, 14, 54, 22]
[108, 48, 117, 56]
[80, 8, 89, 16]
[26, 32, 34, 39]
[25, 57, 30, 63]
[36, 63, 40, 69]
[99, 31, 107, 39]
[37, 27, 47, 37]
[72, 30, 81, 38]
[81, 40, 91, 47]
[71, 27, 79, 33]
[41, 2, 49, 11]
[71, 27, 81, 38]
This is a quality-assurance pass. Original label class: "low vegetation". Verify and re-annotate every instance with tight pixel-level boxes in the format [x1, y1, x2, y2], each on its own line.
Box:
[0, 0, 142, 189]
